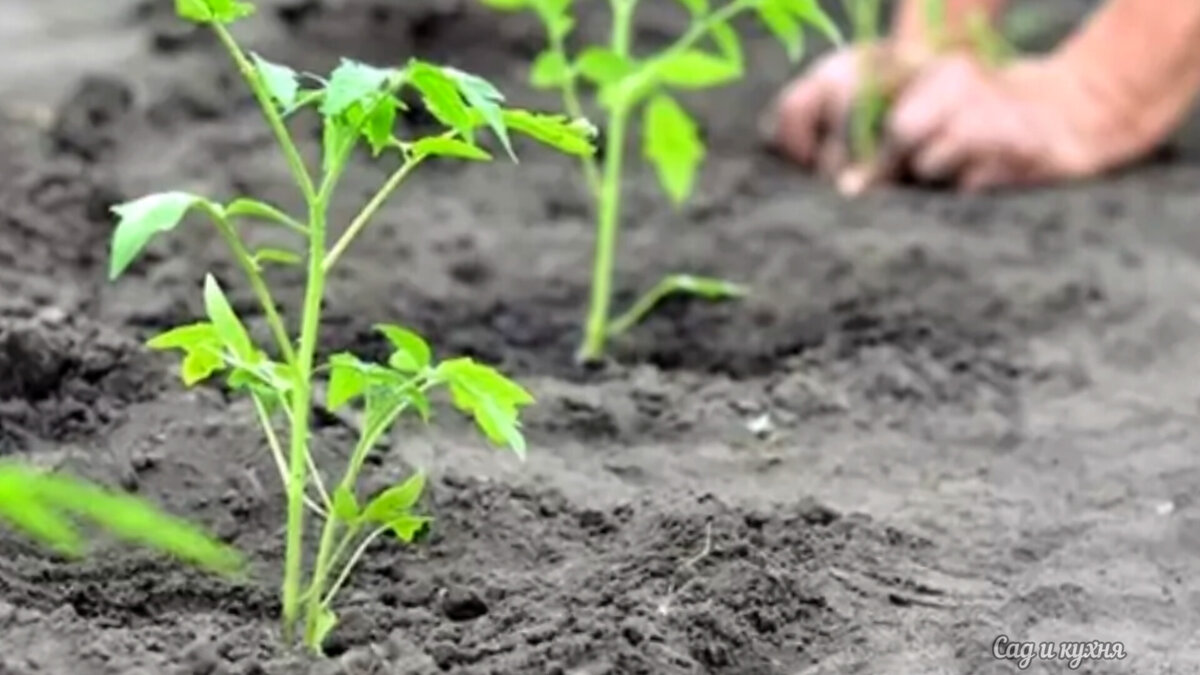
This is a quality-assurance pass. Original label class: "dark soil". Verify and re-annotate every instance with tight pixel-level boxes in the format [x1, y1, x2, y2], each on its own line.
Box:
[2, 0, 1199, 673]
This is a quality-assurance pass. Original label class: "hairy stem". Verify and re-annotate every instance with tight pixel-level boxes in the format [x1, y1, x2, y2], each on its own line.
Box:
[252, 394, 327, 516]
[322, 527, 384, 607]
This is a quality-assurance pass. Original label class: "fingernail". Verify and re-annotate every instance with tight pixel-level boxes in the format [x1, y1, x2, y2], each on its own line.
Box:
[837, 167, 871, 196]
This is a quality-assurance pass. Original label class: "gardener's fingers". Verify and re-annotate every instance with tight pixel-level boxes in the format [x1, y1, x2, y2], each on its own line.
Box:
[764, 76, 836, 166]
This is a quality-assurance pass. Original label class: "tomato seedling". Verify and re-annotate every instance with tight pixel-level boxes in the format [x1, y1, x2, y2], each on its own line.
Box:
[479, 0, 838, 362]
[107, 0, 594, 653]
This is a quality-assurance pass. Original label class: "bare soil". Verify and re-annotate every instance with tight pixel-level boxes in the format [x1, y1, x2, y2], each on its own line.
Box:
[1, 1, 1198, 673]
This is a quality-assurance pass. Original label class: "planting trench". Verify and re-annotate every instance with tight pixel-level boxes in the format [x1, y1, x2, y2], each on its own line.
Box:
[3, 0, 1200, 673]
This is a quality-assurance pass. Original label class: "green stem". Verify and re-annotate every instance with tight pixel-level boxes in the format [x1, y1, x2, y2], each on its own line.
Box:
[577, 0, 638, 363]
[322, 157, 424, 274]
[578, 108, 629, 363]
[321, 526, 383, 607]
[205, 206, 297, 365]
[281, 198, 327, 644]
[252, 394, 327, 516]
[212, 24, 316, 203]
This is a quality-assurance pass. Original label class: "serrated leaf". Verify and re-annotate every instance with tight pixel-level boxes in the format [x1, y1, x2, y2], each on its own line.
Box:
[203, 275, 254, 361]
[327, 353, 368, 410]
[654, 50, 741, 89]
[321, 59, 397, 118]
[501, 110, 596, 157]
[251, 53, 299, 108]
[361, 96, 398, 156]
[758, 0, 803, 61]
[411, 136, 493, 161]
[376, 325, 432, 372]
[445, 67, 515, 161]
[109, 192, 209, 280]
[174, 0, 255, 23]
[643, 93, 704, 205]
[435, 358, 532, 458]
[332, 486, 360, 523]
[252, 248, 301, 268]
[530, 51, 570, 89]
[407, 61, 475, 137]
[574, 48, 635, 86]
[362, 472, 426, 524]
[388, 515, 431, 543]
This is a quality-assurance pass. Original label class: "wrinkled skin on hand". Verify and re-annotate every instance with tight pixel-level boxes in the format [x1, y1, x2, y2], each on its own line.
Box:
[764, 47, 1148, 194]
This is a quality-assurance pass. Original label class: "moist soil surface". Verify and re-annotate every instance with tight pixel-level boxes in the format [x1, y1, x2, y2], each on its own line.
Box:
[2, 1, 1199, 673]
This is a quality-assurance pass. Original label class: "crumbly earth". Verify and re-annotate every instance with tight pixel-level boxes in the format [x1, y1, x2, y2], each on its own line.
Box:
[1, 0, 1199, 673]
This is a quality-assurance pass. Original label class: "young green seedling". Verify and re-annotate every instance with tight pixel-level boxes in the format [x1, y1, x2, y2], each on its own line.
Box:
[0, 462, 242, 574]
[107, 0, 595, 653]
[479, 0, 840, 363]
[844, 0, 1017, 165]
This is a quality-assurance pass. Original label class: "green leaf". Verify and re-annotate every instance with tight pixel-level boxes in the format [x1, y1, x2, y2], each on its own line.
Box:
[0, 463, 243, 574]
[327, 353, 369, 410]
[671, 0, 708, 18]
[375, 325, 433, 372]
[758, 0, 803, 61]
[789, 0, 842, 45]
[146, 323, 226, 387]
[574, 48, 635, 86]
[388, 515, 431, 543]
[109, 192, 209, 280]
[407, 61, 475, 137]
[446, 67, 516, 161]
[146, 323, 219, 351]
[203, 275, 255, 361]
[501, 110, 596, 157]
[710, 21, 744, 69]
[224, 198, 303, 230]
[321, 59, 397, 118]
[251, 248, 301, 268]
[643, 93, 704, 205]
[332, 486, 360, 523]
[361, 96, 398, 156]
[477, 0, 529, 10]
[435, 358, 533, 458]
[181, 349, 224, 386]
[175, 0, 255, 23]
[314, 608, 338, 652]
[530, 51, 571, 89]
[362, 472, 426, 524]
[661, 274, 748, 299]
[654, 50, 741, 89]
[251, 53, 299, 108]
[411, 136, 493, 161]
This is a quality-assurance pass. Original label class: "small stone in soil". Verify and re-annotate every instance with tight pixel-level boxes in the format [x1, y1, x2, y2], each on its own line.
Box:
[440, 587, 488, 621]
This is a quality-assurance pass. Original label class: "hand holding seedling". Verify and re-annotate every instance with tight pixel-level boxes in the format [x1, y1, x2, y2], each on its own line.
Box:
[481, 0, 840, 362]
[106, 0, 594, 654]
[764, 0, 1200, 193]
